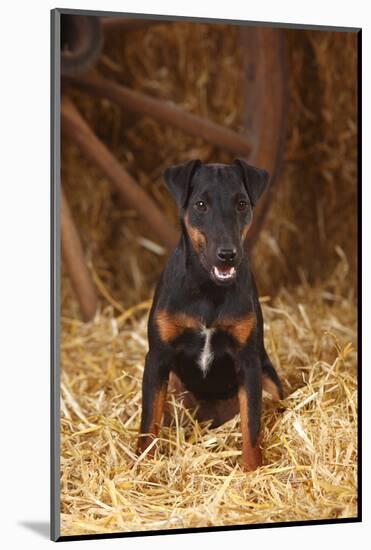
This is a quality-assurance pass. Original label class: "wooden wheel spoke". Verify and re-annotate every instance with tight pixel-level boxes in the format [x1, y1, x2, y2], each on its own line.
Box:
[67, 72, 253, 157]
[60, 187, 98, 321]
[61, 97, 178, 252]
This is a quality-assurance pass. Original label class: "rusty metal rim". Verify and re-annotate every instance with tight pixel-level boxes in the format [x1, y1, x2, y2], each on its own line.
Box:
[239, 27, 289, 250]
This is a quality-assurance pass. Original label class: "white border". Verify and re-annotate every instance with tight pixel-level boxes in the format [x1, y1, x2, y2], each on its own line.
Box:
[0, 1, 368, 547]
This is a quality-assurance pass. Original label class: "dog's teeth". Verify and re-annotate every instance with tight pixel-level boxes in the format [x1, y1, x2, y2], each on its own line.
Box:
[213, 266, 236, 280]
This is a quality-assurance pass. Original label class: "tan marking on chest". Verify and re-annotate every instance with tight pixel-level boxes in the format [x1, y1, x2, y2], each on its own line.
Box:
[155, 309, 201, 342]
[215, 313, 256, 345]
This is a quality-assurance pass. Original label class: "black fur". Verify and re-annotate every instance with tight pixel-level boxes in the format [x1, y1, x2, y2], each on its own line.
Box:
[138, 160, 283, 468]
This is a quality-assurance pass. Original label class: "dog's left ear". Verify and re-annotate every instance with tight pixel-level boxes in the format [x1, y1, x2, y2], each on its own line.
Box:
[233, 159, 270, 207]
[163, 159, 202, 209]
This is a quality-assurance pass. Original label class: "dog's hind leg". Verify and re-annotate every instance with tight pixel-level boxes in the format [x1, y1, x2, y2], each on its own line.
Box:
[163, 371, 199, 426]
[195, 396, 239, 428]
[261, 349, 283, 401]
[165, 372, 239, 428]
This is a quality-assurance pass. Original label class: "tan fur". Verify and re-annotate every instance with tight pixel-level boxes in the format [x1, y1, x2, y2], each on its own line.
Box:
[238, 386, 262, 471]
[262, 375, 281, 401]
[215, 314, 256, 345]
[138, 383, 167, 455]
[241, 223, 251, 242]
[156, 310, 255, 345]
[155, 309, 201, 342]
[184, 212, 206, 252]
[150, 384, 167, 433]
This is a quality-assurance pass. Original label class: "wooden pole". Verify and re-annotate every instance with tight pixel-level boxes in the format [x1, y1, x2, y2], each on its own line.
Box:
[61, 96, 178, 250]
[60, 187, 98, 321]
[68, 72, 252, 157]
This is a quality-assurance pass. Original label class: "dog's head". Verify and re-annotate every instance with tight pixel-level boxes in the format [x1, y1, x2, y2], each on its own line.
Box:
[164, 159, 269, 286]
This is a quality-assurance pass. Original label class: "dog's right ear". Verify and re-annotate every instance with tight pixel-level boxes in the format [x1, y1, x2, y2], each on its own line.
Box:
[233, 159, 270, 207]
[163, 159, 202, 209]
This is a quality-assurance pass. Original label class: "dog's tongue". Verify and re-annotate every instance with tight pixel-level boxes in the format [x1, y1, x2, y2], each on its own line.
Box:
[218, 266, 233, 273]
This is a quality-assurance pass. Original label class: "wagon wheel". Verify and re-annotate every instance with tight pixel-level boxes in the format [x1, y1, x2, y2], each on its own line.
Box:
[59, 14, 288, 321]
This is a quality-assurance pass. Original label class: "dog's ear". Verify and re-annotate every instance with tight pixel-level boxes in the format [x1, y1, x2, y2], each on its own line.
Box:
[233, 159, 270, 207]
[163, 159, 202, 209]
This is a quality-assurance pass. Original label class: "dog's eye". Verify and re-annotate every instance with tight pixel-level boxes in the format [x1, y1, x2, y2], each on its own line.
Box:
[194, 201, 207, 212]
[237, 200, 248, 211]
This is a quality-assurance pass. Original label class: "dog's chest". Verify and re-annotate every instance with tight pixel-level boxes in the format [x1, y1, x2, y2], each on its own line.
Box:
[155, 309, 255, 376]
[174, 323, 230, 378]
[197, 325, 216, 375]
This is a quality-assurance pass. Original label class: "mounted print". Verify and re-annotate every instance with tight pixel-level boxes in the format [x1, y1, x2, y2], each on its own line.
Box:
[51, 8, 361, 542]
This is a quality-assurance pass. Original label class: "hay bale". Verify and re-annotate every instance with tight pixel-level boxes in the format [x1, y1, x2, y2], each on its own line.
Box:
[254, 29, 357, 293]
[62, 23, 357, 310]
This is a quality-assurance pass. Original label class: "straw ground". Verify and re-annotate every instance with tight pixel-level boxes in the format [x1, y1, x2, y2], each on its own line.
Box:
[60, 253, 357, 535]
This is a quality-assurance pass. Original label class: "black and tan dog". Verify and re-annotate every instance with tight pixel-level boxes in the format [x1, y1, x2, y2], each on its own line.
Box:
[137, 159, 283, 471]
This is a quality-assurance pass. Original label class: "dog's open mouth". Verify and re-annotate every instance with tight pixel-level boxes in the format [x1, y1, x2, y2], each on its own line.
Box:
[212, 266, 236, 282]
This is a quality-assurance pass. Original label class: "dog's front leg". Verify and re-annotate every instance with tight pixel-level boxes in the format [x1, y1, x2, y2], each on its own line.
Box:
[137, 351, 169, 456]
[237, 354, 263, 472]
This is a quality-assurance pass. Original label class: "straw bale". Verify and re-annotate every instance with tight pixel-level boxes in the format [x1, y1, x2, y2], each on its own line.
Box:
[62, 23, 357, 311]
[254, 29, 357, 293]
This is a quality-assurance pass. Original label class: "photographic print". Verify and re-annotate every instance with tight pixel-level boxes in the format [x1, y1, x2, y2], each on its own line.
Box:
[51, 8, 360, 541]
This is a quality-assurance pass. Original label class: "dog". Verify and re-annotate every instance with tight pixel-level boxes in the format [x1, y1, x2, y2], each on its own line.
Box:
[137, 159, 283, 471]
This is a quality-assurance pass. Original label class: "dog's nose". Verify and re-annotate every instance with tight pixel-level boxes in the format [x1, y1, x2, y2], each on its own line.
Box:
[217, 247, 237, 262]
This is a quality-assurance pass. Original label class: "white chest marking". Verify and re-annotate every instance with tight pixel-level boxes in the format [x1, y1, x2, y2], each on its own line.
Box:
[197, 325, 215, 377]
